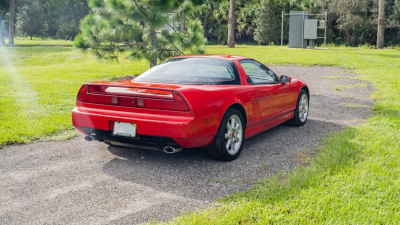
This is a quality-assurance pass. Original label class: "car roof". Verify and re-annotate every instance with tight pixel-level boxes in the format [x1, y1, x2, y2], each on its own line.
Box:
[171, 54, 250, 61]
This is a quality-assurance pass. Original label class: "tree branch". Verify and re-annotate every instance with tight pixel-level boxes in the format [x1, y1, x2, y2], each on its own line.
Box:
[166, 23, 178, 33]
[132, 0, 148, 18]
[160, 33, 185, 55]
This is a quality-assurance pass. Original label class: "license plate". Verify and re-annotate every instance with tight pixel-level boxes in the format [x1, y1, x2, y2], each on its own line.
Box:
[113, 122, 137, 137]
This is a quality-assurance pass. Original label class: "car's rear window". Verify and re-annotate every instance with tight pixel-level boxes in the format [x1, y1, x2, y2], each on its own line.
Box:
[134, 58, 241, 85]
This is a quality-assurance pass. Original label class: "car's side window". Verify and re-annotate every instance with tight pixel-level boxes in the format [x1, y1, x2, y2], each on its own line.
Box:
[239, 59, 279, 84]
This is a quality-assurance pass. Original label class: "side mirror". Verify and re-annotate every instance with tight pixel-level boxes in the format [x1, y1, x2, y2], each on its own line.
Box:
[280, 75, 291, 84]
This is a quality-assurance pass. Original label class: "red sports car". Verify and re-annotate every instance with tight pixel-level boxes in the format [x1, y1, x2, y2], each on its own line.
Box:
[72, 55, 309, 161]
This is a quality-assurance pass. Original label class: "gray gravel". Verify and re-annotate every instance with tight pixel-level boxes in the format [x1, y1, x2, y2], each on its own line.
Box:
[0, 66, 374, 225]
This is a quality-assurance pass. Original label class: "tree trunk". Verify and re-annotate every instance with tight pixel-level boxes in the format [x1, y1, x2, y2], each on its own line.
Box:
[227, 0, 236, 48]
[69, 0, 79, 38]
[150, 29, 157, 68]
[0, 15, 5, 45]
[9, 0, 15, 45]
[183, 13, 186, 32]
[376, 0, 385, 49]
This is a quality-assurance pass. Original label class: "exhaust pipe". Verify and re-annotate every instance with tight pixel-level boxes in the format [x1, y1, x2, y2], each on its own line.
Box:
[163, 146, 182, 154]
[84, 135, 95, 141]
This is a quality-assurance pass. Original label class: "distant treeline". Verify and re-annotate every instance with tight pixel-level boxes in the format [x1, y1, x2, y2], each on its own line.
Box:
[1, 0, 399, 46]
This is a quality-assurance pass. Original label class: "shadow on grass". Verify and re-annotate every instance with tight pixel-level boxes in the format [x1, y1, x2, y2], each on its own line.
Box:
[359, 53, 400, 59]
[15, 44, 73, 47]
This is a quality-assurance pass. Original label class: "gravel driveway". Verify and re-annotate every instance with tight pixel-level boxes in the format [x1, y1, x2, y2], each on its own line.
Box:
[0, 66, 374, 224]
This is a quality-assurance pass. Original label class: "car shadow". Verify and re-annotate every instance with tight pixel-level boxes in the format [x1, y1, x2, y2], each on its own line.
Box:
[102, 119, 345, 201]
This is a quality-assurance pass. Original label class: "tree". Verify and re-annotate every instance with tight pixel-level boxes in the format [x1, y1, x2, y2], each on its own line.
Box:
[236, 1, 259, 44]
[377, 0, 385, 48]
[8, 0, 14, 45]
[37, 0, 89, 39]
[254, 0, 286, 45]
[16, 1, 48, 40]
[0, 17, 4, 45]
[227, 0, 235, 47]
[0, 0, 8, 45]
[75, 0, 206, 68]
[323, 0, 377, 45]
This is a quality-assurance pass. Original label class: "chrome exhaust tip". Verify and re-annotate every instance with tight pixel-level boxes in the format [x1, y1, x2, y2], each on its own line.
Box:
[84, 135, 95, 141]
[163, 146, 182, 154]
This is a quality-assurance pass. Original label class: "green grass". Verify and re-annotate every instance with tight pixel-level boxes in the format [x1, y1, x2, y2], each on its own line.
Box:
[334, 83, 369, 91]
[323, 75, 342, 79]
[155, 46, 400, 224]
[341, 102, 368, 108]
[0, 39, 148, 146]
[2, 40, 400, 223]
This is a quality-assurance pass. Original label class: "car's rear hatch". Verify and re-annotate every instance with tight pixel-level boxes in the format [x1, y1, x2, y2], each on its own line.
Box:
[76, 80, 192, 114]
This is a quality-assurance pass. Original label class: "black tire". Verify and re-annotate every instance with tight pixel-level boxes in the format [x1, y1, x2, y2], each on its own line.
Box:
[207, 108, 245, 161]
[288, 89, 309, 127]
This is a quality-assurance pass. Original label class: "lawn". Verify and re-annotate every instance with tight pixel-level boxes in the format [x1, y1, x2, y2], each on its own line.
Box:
[0, 39, 149, 146]
[1, 40, 400, 223]
[161, 47, 400, 223]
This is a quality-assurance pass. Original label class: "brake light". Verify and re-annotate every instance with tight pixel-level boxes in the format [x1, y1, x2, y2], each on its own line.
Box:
[77, 84, 88, 102]
[136, 91, 190, 111]
[89, 85, 108, 93]
[77, 85, 112, 104]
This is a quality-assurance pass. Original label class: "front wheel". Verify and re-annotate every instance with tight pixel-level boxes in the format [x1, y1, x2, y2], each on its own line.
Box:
[288, 89, 309, 127]
[207, 109, 245, 161]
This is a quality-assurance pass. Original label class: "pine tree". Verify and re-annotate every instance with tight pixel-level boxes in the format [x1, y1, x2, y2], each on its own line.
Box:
[74, 0, 206, 68]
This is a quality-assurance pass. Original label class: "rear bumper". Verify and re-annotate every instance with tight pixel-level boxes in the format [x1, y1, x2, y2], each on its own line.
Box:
[72, 107, 214, 148]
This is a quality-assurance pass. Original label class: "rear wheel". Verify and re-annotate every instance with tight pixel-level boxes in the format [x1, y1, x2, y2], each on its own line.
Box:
[207, 109, 245, 161]
[288, 89, 309, 126]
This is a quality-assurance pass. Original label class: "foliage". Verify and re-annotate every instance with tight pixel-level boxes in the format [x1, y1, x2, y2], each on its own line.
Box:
[236, 0, 259, 44]
[74, 0, 206, 67]
[254, 0, 286, 45]
[37, 0, 90, 40]
[191, 0, 258, 45]
[16, 1, 48, 39]
[0, 0, 7, 44]
[313, 0, 400, 46]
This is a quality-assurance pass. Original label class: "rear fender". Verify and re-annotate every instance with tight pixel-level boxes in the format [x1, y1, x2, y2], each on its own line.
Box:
[179, 88, 251, 138]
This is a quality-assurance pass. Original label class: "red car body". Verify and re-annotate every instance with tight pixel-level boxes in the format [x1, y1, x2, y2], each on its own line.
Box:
[72, 55, 308, 152]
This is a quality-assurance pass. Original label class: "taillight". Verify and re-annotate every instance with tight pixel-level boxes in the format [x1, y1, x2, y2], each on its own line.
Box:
[76, 85, 190, 112]
[77, 84, 88, 102]
[172, 91, 190, 111]
[136, 91, 190, 111]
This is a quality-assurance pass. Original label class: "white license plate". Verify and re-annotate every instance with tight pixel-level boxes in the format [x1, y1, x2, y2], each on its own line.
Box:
[113, 122, 137, 137]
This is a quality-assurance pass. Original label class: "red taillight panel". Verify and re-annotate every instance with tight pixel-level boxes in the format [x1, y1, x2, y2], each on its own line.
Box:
[119, 96, 136, 107]
[137, 92, 189, 111]
[77, 85, 190, 112]
[77, 84, 88, 102]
